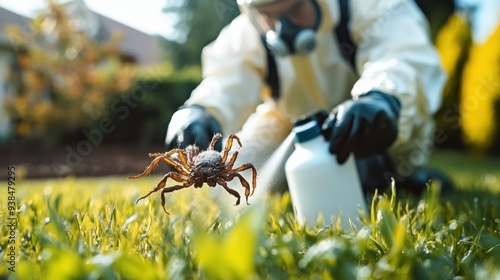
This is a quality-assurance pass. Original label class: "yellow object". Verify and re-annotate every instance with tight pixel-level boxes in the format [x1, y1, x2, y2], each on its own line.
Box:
[460, 23, 500, 151]
[435, 13, 471, 81]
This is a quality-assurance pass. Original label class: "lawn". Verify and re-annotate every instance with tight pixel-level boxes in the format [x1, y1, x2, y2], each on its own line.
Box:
[1, 150, 500, 279]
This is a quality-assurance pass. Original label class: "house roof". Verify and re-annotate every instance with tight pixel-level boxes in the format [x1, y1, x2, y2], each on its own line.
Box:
[63, 0, 160, 66]
[0, 3, 160, 66]
[94, 13, 160, 66]
[0, 7, 30, 48]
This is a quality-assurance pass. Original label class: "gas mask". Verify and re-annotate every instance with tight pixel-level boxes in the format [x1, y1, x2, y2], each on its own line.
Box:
[239, 0, 321, 56]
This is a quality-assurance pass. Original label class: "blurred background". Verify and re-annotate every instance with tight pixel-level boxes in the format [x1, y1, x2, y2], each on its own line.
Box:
[0, 0, 499, 180]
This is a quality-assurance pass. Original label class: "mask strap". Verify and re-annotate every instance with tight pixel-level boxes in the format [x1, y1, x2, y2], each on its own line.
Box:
[261, 36, 281, 100]
[335, 0, 357, 71]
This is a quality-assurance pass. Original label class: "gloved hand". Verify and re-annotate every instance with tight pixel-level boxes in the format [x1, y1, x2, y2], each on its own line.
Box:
[165, 105, 223, 151]
[322, 91, 401, 164]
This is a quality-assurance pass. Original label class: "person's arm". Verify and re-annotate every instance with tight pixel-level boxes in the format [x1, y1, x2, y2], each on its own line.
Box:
[166, 15, 267, 149]
[350, 0, 446, 144]
[186, 15, 267, 135]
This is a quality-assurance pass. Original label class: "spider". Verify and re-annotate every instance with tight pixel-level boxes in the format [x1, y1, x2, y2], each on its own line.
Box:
[129, 133, 257, 214]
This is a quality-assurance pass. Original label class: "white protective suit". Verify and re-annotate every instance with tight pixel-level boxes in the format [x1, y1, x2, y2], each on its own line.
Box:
[184, 0, 446, 178]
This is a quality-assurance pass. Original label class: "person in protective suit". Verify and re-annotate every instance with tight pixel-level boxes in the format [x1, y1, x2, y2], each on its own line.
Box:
[165, 0, 453, 195]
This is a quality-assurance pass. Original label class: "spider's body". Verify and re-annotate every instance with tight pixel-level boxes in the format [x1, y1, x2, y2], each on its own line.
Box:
[129, 134, 257, 214]
[193, 151, 222, 185]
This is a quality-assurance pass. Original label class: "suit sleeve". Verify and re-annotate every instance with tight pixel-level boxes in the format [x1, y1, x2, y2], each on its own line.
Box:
[185, 15, 267, 135]
[349, 0, 447, 144]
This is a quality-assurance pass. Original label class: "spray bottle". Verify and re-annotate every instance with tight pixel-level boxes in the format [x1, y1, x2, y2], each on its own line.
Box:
[285, 117, 366, 229]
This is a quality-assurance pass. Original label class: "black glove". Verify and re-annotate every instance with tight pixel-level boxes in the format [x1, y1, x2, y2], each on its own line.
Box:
[322, 91, 401, 164]
[165, 105, 223, 151]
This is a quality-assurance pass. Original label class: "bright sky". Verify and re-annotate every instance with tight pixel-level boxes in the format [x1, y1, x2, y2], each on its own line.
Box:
[0, 0, 499, 43]
[456, 0, 500, 43]
[0, 0, 176, 39]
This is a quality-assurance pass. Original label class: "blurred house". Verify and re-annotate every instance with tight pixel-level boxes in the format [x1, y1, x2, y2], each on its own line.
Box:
[63, 0, 161, 66]
[0, 0, 161, 142]
[0, 6, 27, 142]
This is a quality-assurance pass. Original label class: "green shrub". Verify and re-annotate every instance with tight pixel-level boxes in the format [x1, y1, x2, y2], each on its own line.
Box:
[98, 66, 201, 145]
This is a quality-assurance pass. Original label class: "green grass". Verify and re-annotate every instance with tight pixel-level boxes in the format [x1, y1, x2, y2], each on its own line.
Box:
[1, 150, 500, 279]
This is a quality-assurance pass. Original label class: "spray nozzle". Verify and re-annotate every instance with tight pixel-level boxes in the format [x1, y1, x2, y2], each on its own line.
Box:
[292, 110, 329, 143]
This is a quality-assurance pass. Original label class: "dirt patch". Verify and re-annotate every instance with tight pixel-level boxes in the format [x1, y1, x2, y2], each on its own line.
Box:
[0, 145, 173, 180]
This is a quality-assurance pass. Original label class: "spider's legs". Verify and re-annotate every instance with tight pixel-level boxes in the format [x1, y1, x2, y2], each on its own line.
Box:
[208, 133, 223, 150]
[226, 150, 239, 170]
[184, 145, 200, 166]
[226, 172, 252, 205]
[232, 163, 258, 197]
[159, 181, 194, 214]
[159, 149, 191, 175]
[135, 172, 186, 204]
[217, 179, 241, 206]
[221, 134, 242, 163]
[128, 155, 165, 179]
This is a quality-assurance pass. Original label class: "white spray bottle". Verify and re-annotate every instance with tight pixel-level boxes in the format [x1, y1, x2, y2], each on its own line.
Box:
[285, 117, 366, 229]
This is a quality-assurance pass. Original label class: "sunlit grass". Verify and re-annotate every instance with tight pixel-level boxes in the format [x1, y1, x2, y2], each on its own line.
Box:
[429, 150, 500, 192]
[0, 176, 224, 279]
[1, 151, 500, 279]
